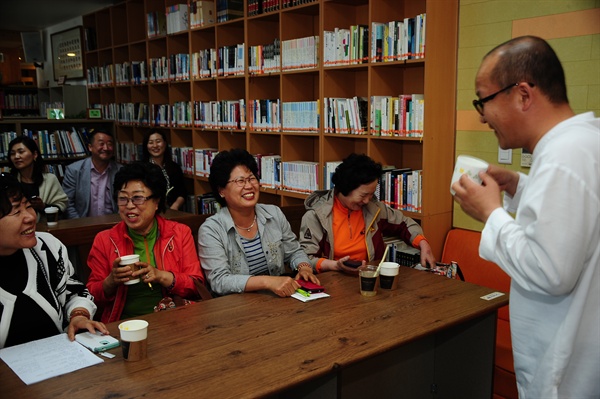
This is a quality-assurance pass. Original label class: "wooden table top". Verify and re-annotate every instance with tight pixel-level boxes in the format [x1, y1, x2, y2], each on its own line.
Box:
[0, 268, 508, 398]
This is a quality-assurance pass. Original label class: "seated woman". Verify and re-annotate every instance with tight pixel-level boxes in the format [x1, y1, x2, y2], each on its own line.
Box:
[7, 136, 68, 221]
[86, 162, 205, 323]
[300, 153, 436, 273]
[142, 129, 186, 210]
[0, 173, 107, 349]
[198, 149, 320, 297]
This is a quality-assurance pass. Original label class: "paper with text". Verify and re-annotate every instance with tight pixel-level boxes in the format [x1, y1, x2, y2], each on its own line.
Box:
[0, 333, 103, 385]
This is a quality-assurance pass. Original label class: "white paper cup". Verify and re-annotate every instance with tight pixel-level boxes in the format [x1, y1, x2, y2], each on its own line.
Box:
[119, 254, 140, 285]
[44, 206, 59, 227]
[118, 320, 149, 361]
[450, 155, 489, 195]
[379, 262, 400, 290]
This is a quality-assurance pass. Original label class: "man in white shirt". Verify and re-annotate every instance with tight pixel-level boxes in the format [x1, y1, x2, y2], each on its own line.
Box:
[452, 36, 599, 398]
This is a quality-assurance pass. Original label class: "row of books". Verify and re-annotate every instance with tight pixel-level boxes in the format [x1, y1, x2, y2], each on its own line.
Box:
[323, 161, 342, 190]
[217, 44, 245, 76]
[3, 128, 91, 160]
[0, 92, 38, 110]
[0, 131, 18, 161]
[191, 49, 217, 78]
[371, 14, 426, 62]
[370, 94, 424, 137]
[379, 167, 422, 213]
[113, 61, 148, 86]
[247, 99, 280, 132]
[150, 102, 193, 128]
[216, 0, 244, 22]
[187, 193, 222, 215]
[248, 39, 281, 74]
[247, 0, 279, 16]
[281, 36, 319, 71]
[323, 97, 368, 135]
[166, 3, 190, 34]
[281, 0, 317, 8]
[194, 100, 245, 130]
[323, 25, 369, 67]
[190, 1, 216, 28]
[194, 148, 219, 177]
[281, 101, 319, 132]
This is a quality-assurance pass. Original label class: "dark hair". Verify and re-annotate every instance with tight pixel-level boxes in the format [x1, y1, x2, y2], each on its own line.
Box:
[8, 136, 45, 186]
[331, 153, 382, 196]
[142, 129, 173, 163]
[88, 130, 114, 145]
[209, 149, 258, 207]
[0, 173, 25, 219]
[486, 36, 568, 104]
[113, 162, 167, 213]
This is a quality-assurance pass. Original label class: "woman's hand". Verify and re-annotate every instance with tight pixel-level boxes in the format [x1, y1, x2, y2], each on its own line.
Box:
[103, 258, 140, 296]
[134, 264, 173, 288]
[336, 256, 363, 275]
[29, 196, 45, 212]
[267, 276, 300, 297]
[295, 264, 321, 285]
[66, 315, 109, 341]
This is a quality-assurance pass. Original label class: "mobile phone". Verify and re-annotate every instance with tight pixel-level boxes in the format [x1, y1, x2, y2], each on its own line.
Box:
[343, 259, 362, 268]
[75, 331, 120, 353]
[297, 279, 325, 293]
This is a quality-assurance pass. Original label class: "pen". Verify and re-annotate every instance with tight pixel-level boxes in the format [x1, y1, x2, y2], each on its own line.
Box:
[296, 288, 310, 297]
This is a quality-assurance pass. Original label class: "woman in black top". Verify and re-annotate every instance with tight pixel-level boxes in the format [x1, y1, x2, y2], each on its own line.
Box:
[142, 129, 186, 210]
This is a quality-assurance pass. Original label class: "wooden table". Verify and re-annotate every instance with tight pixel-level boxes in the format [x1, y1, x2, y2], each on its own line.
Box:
[1, 268, 508, 398]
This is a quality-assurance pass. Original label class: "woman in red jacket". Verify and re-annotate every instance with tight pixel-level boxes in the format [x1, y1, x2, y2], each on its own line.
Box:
[87, 162, 205, 323]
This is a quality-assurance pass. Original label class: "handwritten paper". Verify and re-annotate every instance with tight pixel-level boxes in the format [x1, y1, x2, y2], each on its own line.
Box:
[0, 333, 103, 385]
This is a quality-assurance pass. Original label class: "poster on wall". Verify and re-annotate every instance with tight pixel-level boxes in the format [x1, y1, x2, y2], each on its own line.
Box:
[51, 26, 85, 81]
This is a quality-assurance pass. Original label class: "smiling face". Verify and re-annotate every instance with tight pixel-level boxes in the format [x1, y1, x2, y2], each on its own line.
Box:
[0, 196, 37, 256]
[337, 179, 379, 211]
[147, 133, 167, 160]
[88, 132, 115, 166]
[117, 180, 159, 236]
[9, 143, 37, 172]
[219, 165, 259, 212]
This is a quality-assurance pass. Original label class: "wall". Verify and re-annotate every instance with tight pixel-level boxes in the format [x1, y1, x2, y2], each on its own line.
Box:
[39, 16, 87, 89]
[454, 0, 600, 230]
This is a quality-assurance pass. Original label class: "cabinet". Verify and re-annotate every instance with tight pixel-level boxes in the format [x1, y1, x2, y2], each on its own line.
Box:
[38, 85, 88, 119]
[0, 118, 115, 179]
[83, 0, 458, 258]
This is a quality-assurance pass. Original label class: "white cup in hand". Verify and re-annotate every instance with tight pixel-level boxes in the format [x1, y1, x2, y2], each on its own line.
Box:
[450, 155, 489, 195]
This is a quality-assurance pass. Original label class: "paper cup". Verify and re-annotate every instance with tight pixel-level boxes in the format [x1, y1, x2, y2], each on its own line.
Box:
[120, 254, 140, 285]
[44, 206, 59, 227]
[379, 262, 400, 290]
[450, 155, 489, 195]
[118, 320, 148, 361]
[358, 265, 379, 297]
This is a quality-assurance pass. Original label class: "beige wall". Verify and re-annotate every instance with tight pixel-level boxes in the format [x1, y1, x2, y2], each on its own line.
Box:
[454, 0, 600, 230]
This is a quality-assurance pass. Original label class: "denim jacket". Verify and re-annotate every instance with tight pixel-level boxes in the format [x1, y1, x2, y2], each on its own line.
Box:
[198, 204, 310, 295]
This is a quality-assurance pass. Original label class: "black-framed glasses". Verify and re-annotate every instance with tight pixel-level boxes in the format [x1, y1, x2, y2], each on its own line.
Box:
[227, 176, 258, 187]
[472, 82, 535, 116]
[472, 83, 518, 115]
[117, 195, 155, 206]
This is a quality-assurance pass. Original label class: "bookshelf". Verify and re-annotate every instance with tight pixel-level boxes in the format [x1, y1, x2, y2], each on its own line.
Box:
[38, 85, 88, 119]
[82, 0, 458, 258]
[0, 119, 115, 180]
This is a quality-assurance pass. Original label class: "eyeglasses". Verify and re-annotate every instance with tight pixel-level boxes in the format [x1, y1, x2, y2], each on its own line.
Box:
[117, 195, 155, 206]
[472, 82, 535, 116]
[227, 176, 258, 187]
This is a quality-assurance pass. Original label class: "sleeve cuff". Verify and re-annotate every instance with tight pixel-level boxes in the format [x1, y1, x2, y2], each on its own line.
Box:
[412, 234, 428, 249]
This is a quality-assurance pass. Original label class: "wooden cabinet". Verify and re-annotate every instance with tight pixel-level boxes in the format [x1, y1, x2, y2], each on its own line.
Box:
[83, 0, 458, 258]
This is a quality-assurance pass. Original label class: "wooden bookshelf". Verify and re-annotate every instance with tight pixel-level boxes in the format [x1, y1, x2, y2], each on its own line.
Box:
[82, 0, 458, 258]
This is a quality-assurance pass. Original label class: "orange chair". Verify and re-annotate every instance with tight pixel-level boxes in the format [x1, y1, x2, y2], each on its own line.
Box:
[441, 228, 518, 399]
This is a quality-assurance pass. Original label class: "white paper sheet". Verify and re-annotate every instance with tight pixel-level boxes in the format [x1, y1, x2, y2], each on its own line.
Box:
[291, 292, 330, 302]
[0, 333, 103, 385]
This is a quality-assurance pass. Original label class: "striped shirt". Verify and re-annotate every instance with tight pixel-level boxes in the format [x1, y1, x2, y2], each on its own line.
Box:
[240, 233, 268, 276]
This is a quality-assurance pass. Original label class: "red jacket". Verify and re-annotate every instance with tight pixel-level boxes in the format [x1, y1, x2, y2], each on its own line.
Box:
[87, 215, 205, 323]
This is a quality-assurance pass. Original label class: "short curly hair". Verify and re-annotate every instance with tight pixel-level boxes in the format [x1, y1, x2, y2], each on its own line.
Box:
[208, 149, 259, 207]
[331, 153, 382, 196]
[113, 162, 167, 213]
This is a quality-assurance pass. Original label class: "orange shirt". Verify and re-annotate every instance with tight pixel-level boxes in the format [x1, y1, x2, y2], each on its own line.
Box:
[331, 196, 368, 261]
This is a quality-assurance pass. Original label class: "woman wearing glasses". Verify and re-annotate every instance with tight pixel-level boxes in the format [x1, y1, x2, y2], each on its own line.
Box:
[0, 173, 107, 348]
[86, 162, 205, 323]
[198, 149, 319, 297]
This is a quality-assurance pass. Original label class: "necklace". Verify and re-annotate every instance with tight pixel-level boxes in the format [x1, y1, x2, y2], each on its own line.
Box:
[234, 215, 257, 232]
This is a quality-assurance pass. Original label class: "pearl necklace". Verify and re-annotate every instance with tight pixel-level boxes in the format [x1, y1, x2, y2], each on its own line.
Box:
[234, 215, 256, 232]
